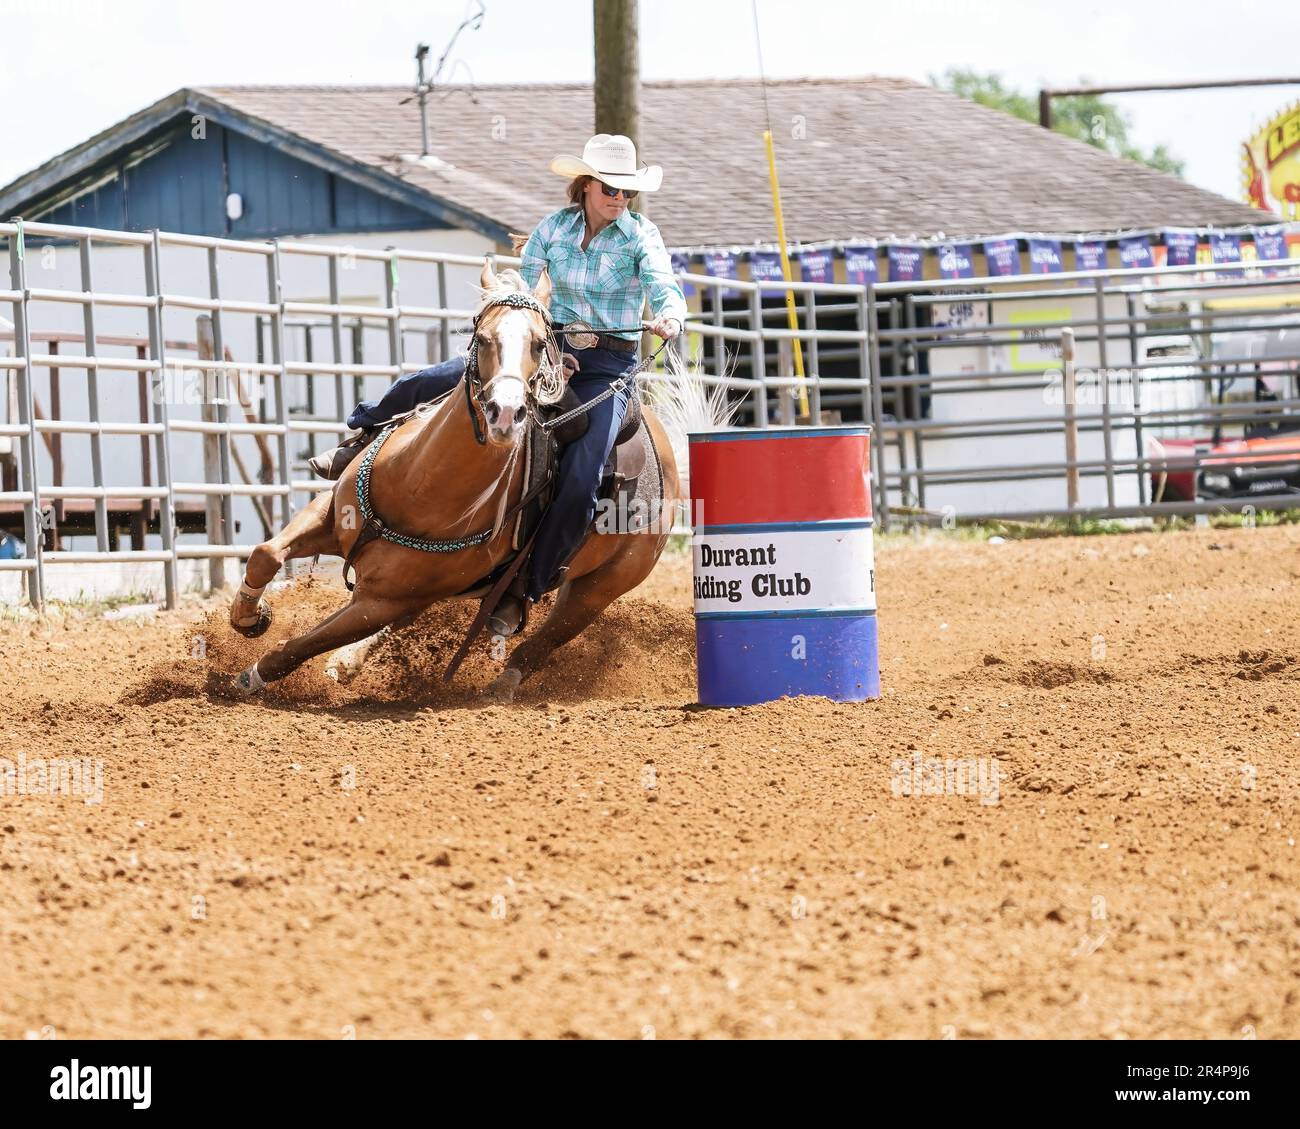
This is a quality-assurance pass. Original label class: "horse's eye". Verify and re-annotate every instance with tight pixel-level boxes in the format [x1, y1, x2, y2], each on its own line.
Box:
[531, 339, 545, 355]
[475, 333, 492, 349]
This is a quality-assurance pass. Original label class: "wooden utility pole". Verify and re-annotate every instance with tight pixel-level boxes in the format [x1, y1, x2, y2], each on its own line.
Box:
[593, 0, 640, 156]
[593, 0, 643, 222]
[593, 0, 654, 348]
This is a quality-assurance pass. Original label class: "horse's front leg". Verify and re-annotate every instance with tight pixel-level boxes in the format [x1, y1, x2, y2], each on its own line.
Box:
[231, 592, 429, 696]
[230, 489, 338, 637]
[324, 605, 424, 684]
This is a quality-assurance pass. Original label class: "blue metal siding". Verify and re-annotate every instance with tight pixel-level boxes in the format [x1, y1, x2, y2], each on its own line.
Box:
[19, 114, 448, 238]
[333, 174, 431, 232]
[124, 123, 228, 235]
[227, 129, 333, 237]
[43, 174, 127, 229]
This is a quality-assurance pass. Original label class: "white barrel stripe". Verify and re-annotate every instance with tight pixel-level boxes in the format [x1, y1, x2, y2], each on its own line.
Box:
[692, 527, 876, 615]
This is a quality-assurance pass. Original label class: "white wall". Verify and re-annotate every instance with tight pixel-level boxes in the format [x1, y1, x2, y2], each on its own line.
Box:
[886, 290, 1150, 517]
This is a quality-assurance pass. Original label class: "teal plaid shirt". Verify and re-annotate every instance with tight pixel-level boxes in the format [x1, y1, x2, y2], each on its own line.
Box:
[518, 205, 687, 341]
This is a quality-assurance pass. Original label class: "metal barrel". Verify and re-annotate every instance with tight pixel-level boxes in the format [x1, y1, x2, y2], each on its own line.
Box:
[688, 425, 880, 706]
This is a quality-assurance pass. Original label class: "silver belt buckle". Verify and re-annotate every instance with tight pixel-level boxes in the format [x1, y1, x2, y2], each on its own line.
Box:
[564, 324, 598, 351]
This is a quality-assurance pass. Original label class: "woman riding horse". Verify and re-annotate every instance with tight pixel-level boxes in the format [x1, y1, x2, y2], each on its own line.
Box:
[309, 133, 686, 637]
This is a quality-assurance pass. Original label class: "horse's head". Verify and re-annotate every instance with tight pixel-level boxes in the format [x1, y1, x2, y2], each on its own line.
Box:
[473, 262, 561, 446]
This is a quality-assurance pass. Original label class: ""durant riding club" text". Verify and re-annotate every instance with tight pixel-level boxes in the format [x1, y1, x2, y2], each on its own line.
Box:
[694, 542, 811, 604]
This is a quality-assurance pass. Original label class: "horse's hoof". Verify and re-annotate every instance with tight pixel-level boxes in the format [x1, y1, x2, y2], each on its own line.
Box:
[231, 601, 272, 638]
[485, 668, 522, 705]
[231, 663, 266, 698]
[324, 661, 355, 685]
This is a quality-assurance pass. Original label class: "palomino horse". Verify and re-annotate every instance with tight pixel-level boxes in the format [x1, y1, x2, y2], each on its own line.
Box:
[226, 261, 687, 704]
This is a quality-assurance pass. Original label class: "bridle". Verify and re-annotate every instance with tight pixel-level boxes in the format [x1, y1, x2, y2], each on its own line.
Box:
[462, 291, 564, 445]
[461, 291, 674, 442]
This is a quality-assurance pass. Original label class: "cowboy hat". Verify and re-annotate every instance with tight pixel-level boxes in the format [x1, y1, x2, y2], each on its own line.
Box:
[550, 134, 663, 193]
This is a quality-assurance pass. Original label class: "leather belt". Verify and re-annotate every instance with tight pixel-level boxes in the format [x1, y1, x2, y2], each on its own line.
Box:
[567, 331, 638, 353]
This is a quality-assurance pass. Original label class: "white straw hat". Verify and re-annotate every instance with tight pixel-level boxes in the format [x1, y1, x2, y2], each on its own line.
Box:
[550, 134, 663, 192]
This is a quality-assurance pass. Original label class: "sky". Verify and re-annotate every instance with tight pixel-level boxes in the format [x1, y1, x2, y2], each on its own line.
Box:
[1, 0, 1296, 206]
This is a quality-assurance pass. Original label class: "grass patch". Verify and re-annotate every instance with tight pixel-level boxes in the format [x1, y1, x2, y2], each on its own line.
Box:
[1207, 508, 1300, 530]
[880, 508, 1300, 543]
[0, 589, 158, 623]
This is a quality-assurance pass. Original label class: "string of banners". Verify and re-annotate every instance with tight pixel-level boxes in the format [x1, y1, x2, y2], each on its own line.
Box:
[667, 223, 1296, 294]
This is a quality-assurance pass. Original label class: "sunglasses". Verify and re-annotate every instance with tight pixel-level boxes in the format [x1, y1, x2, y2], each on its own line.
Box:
[598, 181, 638, 201]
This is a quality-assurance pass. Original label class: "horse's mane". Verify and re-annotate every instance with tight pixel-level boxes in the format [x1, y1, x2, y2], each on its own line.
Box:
[473, 269, 531, 316]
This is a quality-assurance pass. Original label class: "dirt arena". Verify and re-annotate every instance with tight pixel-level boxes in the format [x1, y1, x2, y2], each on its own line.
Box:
[2, 522, 1298, 1040]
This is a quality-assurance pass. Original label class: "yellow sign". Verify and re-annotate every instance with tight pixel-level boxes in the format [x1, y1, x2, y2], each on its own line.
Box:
[1009, 307, 1071, 372]
[1242, 101, 1300, 220]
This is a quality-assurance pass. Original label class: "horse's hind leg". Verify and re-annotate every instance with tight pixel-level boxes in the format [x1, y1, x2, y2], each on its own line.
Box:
[325, 607, 422, 684]
[230, 489, 339, 637]
[487, 543, 656, 703]
[233, 593, 427, 696]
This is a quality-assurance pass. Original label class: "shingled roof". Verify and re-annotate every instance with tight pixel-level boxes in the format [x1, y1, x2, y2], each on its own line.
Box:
[3, 77, 1270, 249]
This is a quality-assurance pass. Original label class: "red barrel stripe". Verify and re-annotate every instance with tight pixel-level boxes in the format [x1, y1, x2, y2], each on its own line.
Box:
[689, 434, 872, 526]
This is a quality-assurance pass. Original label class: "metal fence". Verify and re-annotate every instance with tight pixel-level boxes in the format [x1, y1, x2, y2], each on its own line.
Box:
[0, 218, 498, 607]
[676, 252, 1300, 531]
[3, 216, 1299, 608]
[862, 260, 1300, 529]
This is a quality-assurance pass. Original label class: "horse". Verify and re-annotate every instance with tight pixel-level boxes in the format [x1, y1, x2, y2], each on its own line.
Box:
[225, 259, 710, 704]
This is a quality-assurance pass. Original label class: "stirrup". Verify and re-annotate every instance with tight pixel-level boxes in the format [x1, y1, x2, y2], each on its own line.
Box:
[485, 574, 531, 638]
[486, 592, 527, 638]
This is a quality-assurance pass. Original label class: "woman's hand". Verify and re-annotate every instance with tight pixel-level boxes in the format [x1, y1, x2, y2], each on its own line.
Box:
[645, 316, 682, 341]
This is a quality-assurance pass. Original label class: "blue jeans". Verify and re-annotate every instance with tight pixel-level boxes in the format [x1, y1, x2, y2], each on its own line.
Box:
[348, 356, 467, 430]
[346, 346, 637, 600]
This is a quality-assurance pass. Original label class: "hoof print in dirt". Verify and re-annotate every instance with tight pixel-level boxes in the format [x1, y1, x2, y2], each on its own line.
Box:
[484, 669, 522, 705]
[207, 668, 262, 700]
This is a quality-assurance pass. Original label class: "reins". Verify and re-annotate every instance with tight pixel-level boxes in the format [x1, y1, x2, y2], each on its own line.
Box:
[539, 338, 668, 434]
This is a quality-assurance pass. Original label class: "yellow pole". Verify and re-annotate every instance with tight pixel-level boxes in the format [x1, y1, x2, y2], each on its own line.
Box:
[762, 129, 810, 419]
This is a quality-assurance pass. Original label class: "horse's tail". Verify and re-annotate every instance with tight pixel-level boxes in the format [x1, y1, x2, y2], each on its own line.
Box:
[642, 349, 740, 492]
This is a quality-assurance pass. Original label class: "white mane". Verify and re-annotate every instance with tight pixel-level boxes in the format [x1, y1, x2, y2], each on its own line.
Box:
[472, 268, 532, 314]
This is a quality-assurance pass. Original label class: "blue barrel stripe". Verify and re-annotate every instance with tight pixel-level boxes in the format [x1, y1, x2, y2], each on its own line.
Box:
[697, 606, 876, 621]
[696, 519, 874, 535]
[695, 614, 880, 706]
